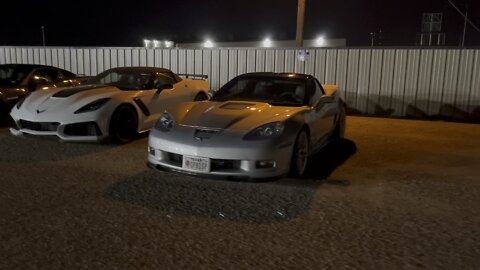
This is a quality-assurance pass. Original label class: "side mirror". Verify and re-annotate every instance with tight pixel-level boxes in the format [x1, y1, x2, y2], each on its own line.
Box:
[156, 83, 174, 93]
[28, 76, 53, 91]
[315, 95, 335, 109]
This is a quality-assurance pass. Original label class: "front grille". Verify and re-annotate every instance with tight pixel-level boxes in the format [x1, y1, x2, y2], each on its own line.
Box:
[163, 151, 241, 172]
[167, 152, 182, 167]
[19, 120, 59, 132]
[211, 159, 241, 171]
[63, 122, 102, 136]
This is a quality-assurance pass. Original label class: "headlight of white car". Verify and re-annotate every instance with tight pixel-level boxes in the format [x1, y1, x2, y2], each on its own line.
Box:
[155, 111, 175, 132]
[74, 98, 111, 114]
[244, 122, 285, 140]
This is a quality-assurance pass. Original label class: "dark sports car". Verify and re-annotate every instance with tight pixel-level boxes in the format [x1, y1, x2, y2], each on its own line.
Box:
[0, 64, 85, 124]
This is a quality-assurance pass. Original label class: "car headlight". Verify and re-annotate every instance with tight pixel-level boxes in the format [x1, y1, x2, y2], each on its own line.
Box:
[244, 122, 285, 140]
[155, 111, 175, 132]
[74, 98, 111, 114]
[16, 96, 27, 109]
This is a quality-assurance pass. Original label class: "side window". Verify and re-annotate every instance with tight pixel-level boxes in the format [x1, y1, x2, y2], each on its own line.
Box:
[33, 68, 60, 82]
[154, 73, 175, 88]
[310, 79, 325, 106]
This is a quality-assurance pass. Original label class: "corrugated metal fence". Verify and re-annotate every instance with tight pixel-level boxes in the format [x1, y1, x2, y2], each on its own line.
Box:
[1, 46, 479, 120]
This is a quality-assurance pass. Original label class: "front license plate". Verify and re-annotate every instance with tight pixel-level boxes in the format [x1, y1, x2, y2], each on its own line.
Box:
[182, 156, 210, 173]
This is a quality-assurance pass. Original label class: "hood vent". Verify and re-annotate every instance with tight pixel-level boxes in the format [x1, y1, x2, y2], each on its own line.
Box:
[194, 128, 222, 140]
[219, 102, 254, 110]
[52, 85, 106, 98]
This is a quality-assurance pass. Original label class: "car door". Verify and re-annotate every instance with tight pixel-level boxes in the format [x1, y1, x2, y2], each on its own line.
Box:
[136, 72, 186, 130]
[306, 79, 337, 151]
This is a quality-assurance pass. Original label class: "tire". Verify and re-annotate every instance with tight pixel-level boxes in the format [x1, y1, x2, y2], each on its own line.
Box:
[194, 92, 208, 101]
[333, 105, 346, 139]
[290, 129, 309, 177]
[0, 102, 10, 126]
[109, 104, 138, 143]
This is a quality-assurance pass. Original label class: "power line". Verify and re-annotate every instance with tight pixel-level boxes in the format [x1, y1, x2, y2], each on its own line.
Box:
[447, 0, 480, 33]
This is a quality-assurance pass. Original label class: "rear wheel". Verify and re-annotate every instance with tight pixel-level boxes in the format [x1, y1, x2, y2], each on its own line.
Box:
[0, 102, 10, 126]
[109, 105, 138, 143]
[194, 92, 208, 101]
[290, 129, 309, 177]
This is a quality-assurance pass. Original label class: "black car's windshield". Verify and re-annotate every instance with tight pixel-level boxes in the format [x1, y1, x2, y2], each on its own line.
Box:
[88, 70, 155, 90]
[0, 65, 34, 87]
[211, 76, 308, 106]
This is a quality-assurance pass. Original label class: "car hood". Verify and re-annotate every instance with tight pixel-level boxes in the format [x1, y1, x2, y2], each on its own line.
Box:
[171, 101, 308, 132]
[19, 84, 120, 114]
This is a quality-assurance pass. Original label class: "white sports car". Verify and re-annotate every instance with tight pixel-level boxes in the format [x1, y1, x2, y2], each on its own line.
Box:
[147, 72, 346, 179]
[10, 67, 209, 143]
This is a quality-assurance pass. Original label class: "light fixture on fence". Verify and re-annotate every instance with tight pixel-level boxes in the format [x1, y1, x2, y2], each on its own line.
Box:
[143, 39, 152, 48]
[316, 36, 325, 47]
[164, 40, 174, 48]
[262, 38, 273, 47]
[203, 39, 214, 48]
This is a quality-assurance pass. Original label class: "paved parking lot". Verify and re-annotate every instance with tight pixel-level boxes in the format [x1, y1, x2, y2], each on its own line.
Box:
[1, 116, 479, 269]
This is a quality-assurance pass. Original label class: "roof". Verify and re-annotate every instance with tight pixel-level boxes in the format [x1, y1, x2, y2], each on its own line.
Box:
[238, 72, 312, 80]
[106, 66, 173, 74]
[0, 64, 54, 69]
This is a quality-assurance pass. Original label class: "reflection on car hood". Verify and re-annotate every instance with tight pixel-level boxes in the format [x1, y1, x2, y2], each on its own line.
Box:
[17, 85, 120, 115]
[171, 101, 308, 131]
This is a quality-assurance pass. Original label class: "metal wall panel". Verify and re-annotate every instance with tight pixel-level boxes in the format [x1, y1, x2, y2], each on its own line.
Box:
[1, 46, 479, 120]
[469, 51, 480, 114]
[378, 49, 395, 113]
[442, 50, 461, 109]
[178, 49, 187, 74]
[228, 49, 238, 80]
[219, 49, 229, 87]
[194, 50, 203, 75]
[415, 49, 434, 115]
[186, 50, 195, 74]
[367, 49, 383, 114]
[428, 50, 447, 115]
[456, 50, 475, 112]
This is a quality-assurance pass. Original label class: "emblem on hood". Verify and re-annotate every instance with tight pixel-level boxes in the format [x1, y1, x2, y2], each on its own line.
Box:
[36, 109, 46, 114]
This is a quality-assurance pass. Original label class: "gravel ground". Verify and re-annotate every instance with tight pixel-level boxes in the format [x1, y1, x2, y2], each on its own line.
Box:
[0, 116, 479, 269]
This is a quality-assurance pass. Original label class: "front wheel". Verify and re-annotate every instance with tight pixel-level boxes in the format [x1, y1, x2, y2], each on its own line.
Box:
[109, 105, 138, 143]
[290, 129, 309, 177]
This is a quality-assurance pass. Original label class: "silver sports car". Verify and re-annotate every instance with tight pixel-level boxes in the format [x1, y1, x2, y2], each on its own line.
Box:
[147, 72, 346, 179]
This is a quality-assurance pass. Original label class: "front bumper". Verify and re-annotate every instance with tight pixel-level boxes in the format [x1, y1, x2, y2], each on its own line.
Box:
[147, 127, 294, 179]
[10, 117, 107, 142]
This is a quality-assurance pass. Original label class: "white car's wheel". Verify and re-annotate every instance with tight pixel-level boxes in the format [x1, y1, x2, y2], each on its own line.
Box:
[290, 129, 309, 177]
[109, 104, 138, 143]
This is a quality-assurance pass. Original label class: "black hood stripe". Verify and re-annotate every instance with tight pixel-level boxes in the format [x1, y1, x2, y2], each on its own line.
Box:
[52, 85, 107, 98]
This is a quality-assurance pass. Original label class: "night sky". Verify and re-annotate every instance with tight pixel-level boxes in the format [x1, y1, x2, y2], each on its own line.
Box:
[1, 0, 479, 47]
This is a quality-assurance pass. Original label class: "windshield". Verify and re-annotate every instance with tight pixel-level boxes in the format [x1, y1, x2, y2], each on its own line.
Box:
[211, 76, 308, 106]
[88, 70, 155, 90]
[0, 65, 33, 87]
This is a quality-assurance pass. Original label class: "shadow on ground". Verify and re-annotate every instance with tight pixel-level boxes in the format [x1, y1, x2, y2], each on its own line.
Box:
[105, 139, 357, 224]
[0, 128, 116, 163]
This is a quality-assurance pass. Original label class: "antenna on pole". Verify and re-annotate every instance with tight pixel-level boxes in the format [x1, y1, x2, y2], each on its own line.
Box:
[41, 26, 46, 47]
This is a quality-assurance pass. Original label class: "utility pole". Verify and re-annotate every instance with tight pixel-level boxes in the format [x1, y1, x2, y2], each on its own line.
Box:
[41, 26, 46, 47]
[295, 0, 306, 47]
[461, 8, 468, 47]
